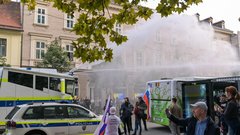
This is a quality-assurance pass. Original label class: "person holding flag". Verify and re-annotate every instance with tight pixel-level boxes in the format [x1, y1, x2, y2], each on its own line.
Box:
[143, 89, 151, 119]
[143, 89, 151, 130]
[94, 96, 111, 135]
[137, 96, 148, 131]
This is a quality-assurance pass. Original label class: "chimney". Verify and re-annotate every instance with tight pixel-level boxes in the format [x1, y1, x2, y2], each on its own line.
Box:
[195, 13, 200, 21]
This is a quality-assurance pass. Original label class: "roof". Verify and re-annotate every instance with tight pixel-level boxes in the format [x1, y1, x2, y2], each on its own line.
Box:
[200, 17, 213, 23]
[0, 67, 76, 79]
[0, 2, 22, 31]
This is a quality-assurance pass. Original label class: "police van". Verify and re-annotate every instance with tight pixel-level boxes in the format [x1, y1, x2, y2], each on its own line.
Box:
[3, 102, 101, 135]
[0, 67, 78, 131]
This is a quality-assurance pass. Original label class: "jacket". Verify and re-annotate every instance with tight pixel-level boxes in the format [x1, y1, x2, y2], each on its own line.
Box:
[168, 115, 220, 135]
[119, 102, 133, 119]
[223, 98, 240, 133]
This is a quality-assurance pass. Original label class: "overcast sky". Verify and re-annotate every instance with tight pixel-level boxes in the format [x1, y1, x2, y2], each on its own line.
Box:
[141, 0, 240, 33]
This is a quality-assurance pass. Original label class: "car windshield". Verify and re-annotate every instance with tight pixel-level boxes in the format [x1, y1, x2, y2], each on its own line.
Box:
[5, 106, 20, 119]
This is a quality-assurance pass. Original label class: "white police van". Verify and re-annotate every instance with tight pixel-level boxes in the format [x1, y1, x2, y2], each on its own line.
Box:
[3, 102, 101, 135]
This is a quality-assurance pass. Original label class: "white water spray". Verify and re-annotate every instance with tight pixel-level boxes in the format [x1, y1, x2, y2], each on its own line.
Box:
[88, 14, 240, 107]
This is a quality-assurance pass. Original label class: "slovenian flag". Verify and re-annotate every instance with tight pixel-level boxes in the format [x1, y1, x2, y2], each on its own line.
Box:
[143, 88, 151, 120]
[94, 95, 111, 135]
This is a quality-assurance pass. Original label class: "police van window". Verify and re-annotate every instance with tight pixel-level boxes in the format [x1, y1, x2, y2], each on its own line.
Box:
[67, 106, 91, 118]
[43, 106, 65, 119]
[36, 76, 48, 91]
[65, 79, 74, 95]
[5, 106, 20, 119]
[9, 71, 33, 88]
[50, 77, 60, 92]
[22, 107, 43, 119]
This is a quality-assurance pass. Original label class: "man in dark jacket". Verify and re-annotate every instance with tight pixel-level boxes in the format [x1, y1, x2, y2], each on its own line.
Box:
[137, 96, 148, 131]
[120, 97, 133, 135]
[165, 101, 220, 135]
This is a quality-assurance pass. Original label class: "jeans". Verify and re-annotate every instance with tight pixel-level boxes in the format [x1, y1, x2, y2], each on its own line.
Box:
[133, 117, 142, 135]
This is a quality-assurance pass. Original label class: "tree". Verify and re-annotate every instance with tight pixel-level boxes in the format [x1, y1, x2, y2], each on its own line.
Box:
[0, 56, 10, 67]
[0, 0, 10, 4]
[36, 40, 71, 72]
[20, 0, 202, 63]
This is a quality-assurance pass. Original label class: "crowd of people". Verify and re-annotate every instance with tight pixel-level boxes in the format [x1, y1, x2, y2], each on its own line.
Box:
[104, 96, 148, 135]
[75, 85, 240, 135]
[165, 85, 240, 135]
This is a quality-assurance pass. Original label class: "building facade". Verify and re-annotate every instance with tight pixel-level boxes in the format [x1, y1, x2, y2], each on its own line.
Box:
[0, 2, 22, 67]
[21, 0, 79, 67]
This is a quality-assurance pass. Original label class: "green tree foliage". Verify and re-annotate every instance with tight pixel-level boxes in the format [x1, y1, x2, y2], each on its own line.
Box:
[0, 0, 10, 4]
[0, 56, 10, 67]
[20, 0, 202, 63]
[36, 40, 71, 72]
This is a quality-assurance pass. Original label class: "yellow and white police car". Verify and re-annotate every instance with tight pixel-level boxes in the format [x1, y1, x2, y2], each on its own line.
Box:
[3, 102, 101, 135]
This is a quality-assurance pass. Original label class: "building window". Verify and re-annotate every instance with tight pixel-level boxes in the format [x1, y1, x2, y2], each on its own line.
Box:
[36, 8, 46, 24]
[36, 41, 45, 59]
[156, 31, 162, 43]
[66, 44, 74, 61]
[66, 14, 74, 29]
[155, 53, 161, 65]
[0, 38, 6, 57]
[136, 52, 143, 66]
[115, 23, 122, 33]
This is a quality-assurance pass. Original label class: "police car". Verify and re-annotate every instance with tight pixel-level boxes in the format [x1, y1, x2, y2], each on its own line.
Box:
[3, 102, 101, 135]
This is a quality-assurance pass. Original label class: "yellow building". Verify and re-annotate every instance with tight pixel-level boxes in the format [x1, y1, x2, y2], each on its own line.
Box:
[0, 2, 22, 67]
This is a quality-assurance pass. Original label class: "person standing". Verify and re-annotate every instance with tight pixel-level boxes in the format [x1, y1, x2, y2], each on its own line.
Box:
[137, 96, 148, 131]
[165, 101, 219, 135]
[168, 97, 182, 135]
[105, 107, 121, 135]
[120, 97, 133, 135]
[220, 86, 240, 135]
[219, 94, 228, 135]
[132, 101, 142, 135]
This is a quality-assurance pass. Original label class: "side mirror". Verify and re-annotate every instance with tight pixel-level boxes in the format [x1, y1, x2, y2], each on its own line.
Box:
[89, 112, 96, 118]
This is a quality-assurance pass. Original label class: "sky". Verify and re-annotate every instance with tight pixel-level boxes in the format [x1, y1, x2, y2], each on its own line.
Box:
[141, 0, 240, 33]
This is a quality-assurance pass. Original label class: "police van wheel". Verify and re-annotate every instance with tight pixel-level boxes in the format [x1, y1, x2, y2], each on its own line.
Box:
[25, 130, 46, 135]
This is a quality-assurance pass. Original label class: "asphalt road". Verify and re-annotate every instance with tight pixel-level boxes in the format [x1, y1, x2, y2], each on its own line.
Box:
[130, 121, 172, 135]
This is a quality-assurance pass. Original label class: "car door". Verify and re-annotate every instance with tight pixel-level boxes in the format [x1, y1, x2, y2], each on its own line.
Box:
[42, 106, 68, 135]
[67, 105, 98, 135]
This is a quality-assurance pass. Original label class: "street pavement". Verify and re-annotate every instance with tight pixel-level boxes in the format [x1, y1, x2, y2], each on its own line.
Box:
[130, 122, 172, 135]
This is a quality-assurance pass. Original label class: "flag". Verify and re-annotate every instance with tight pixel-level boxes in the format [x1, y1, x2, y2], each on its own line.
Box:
[143, 88, 151, 120]
[94, 95, 111, 135]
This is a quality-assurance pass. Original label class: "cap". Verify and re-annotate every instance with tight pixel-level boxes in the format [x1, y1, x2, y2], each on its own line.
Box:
[109, 107, 116, 115]
[190, 101, 208, 111]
